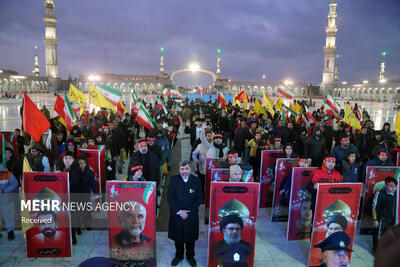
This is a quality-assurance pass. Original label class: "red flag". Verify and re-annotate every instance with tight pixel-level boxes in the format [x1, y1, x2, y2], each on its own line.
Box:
[199, 87, 205, 97]
[23, 92, 50, 142]
[277, 88, 294, 99]
[234, 90, 249, 103]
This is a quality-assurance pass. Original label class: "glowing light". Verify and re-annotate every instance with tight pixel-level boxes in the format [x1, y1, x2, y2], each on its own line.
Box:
[362, 80, 368, 84]
[88, 75, 100, 81]
[217, 48, 221, 54]
[160, 47, 165, 52]
[342, 81, 348, 85]
[382, 51, 387, 57]
[10, 75, 26, 79]
[262, 74, 266, 79]
[284, 79, 293, 86]
[189, 63, 200, 72]
[379, 79, 387, 84]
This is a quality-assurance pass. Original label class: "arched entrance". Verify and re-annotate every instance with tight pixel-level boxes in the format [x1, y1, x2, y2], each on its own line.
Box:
[170, 68, 217, 83]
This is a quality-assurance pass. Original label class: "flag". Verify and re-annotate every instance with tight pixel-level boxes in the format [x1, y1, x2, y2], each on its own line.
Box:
[344, 104, 361, 130]
[274, 96, 283, 111]
[95, 84, 122, 106]
[326, 92, 341, 114]
[216, 87, 227, 109]
[234, 90, 249, 103]
[199, 87, 205, 97]
[243, 94, 249, 111]
[277, 87, 295, 99]
[68, 83, 87, 114]
[136, 103, 156, 131]
[162, 88, 171, 97]
[117, 101, 128, 116]
[263, 90, 275, 117]
[171, 89, 185, 99]
[394, 111, 400, 136]
[284, 105, 298, 117]
[54, 92, 77, 131]
[23, 93, 50, 142]
[354, 105, 363, 121]
[157, 97, 168, 114]
[254, 98, 267, 117]
[323, 99, 343, 121]
[294, 101, 302, 115]
[304, 104, 317, 124]
[89, 84, 115, 110]
[233, 93, 240, 106]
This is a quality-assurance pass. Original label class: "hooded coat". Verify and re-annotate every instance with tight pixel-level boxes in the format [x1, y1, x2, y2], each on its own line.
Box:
[304, 126, 327, 167]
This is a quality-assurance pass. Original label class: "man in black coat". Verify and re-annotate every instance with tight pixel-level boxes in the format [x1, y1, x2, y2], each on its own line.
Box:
[129, 140, 160, 185]
[304, 126, 327, 167]
[168, 160, 202, 267]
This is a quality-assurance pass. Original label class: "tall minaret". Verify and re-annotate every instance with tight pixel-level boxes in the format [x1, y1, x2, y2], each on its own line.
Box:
[33, 46, 40, 77]
[334, 63, 339, 82]
[321, 0, 338, 92]
[160, 47, 165, 75]
[379, 61, 385, 81]
[43, 0, 59, 78]
[216, 48, 221, 80]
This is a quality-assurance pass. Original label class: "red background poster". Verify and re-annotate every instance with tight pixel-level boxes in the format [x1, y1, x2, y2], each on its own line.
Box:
[308, 183, 362, 267]
[205, 158, 226, 209]
[211, 168, 252, 182]
[259, 150, 280, 208]
[208, 182, 260, 267]
[287, 167, 317, 240]
[23, 172, 72, 258]
[106, 181, 156, 265]
[360, 166, 399, 234]
[77, 146, 106, 194]
[271, 158, 299, 221]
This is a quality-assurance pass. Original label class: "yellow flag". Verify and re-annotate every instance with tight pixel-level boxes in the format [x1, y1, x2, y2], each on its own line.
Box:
[68, 84, 87, 114]
[263, 92, 275, 117]
[243, 92, 249, 111]
[254, 98, 267, 117]
[118, 101, 128, 113]
[344, 104, 361, 130]
[89, 84, 115, 110]
[289, 102, 296, 113]
[275, 97, 283, 111]
[295, 101, 302, 114]
[233, 93, 241, 106]
[394, 111, 400, 136]
[23, 156, 32, 172]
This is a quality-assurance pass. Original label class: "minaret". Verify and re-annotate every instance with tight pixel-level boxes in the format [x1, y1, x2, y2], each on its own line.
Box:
[321, 0, 338, 92]
[216, 48, 221, 80]
[43, 0, 59, 78]
[160, 47, 165, 75]
[334, 63, 339, 82]
[33, 46, 40, 77]
[379, 61, 385, 81]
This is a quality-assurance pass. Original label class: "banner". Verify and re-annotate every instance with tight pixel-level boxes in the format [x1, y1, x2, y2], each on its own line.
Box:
[287, 167, 317, 240]
[360, 166, 399, 234]
[271, 158, 300, 222]
[106, 181, 156, 265]
[208, 182, 260, 267]
[205, 158, 226, 210]
[308, 183, 363, 267]
[77, 146, 106, 194]
[259, 150, 280, 207]
[211, 168, 253, 182]
[23, 172, 72, 258]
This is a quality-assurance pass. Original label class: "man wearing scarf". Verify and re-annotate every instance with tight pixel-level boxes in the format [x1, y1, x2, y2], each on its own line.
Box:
[206, 134, 228, 159]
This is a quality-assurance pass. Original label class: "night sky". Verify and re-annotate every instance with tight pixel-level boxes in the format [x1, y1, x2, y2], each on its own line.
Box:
[0, 0, 399, 86]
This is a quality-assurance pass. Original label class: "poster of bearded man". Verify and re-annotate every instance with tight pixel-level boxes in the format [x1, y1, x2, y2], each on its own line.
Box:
[106, 181, 156, 266]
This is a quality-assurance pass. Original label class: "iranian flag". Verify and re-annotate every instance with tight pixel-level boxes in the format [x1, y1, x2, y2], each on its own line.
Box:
[157, 97, 168, 114]
[171, 89, 185, 99]
[162, 88, 171, 97]
[326, 92, 341, 114]
[216, 87, 227, 108]
[199, 87, 205, 97]
[95, 84, 122, 106]
[304, 104, 317, 124]
[54, 92, 77, 131]
[136, 103, 156, 131]
[324, 99, 343, 121]
[281, 105, 298, 126]
[277, 87, 295, 99]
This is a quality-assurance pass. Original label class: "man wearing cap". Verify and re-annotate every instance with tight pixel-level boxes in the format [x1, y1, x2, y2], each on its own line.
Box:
[129, 140, 160, 185]
[314, 231, 352, 267]
[24, 143, 51, 172]
[168, 161, 202, 267]
[332, 135, 360, 170]
[206, 133, 229, 159]
[213, 214, 251, 265]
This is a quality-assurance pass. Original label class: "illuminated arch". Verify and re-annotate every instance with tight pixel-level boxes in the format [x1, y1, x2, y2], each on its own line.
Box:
[170, 68, 217, 82]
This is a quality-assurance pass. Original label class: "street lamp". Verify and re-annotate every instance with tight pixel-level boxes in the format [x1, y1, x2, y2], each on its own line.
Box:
[363, 80, 368, 84]
[262, 74, 266, 82]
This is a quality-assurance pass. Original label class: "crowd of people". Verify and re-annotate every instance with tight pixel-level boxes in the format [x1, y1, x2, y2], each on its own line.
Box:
[0, 93, 399, 267]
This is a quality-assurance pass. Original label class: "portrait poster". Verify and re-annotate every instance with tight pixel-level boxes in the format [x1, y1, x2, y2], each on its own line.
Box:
[0, 131, 18, 157]
[271, 158, 300, 222]
[77, 145, 106, 194]
[211, 168, 253, 182]
[205, 158, 226, 209]
[208, 182, 260, 267]
[106, 181, 156, 265]
[360, 166, 399, 234]
[308, 183, 362, 267]
[287, 167, 317, 241]
[23, 172, 72, 258]
[259, 150, 280, 208]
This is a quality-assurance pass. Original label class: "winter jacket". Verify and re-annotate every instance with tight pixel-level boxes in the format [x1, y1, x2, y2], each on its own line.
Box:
[332, 144, 360, 170]
[341, 160, 362, 183]
[311, 165, 343, 184]
[372, 188, 396, 221]
[304, 127, 327, 167]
